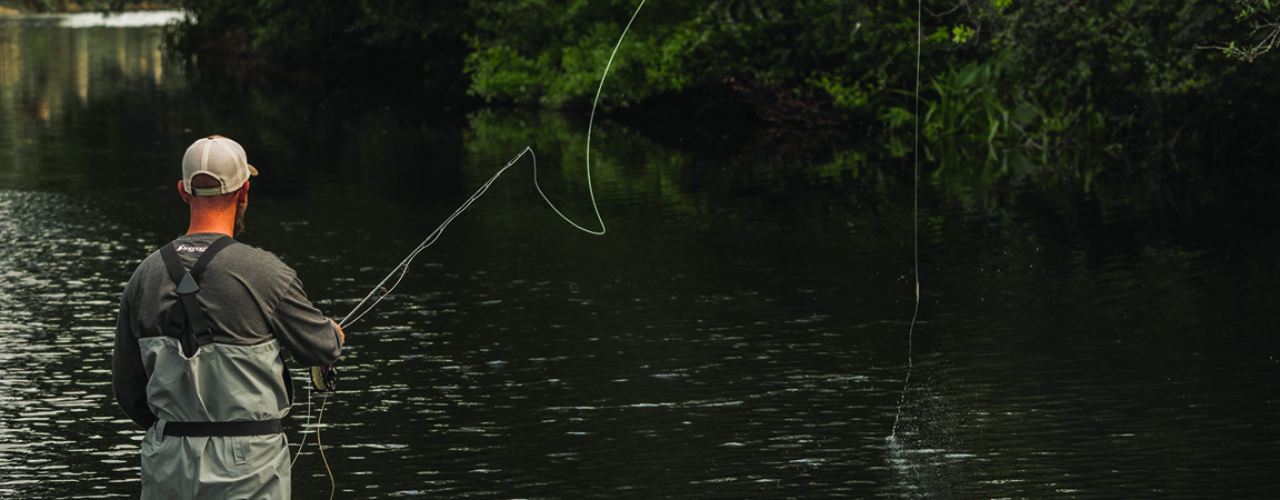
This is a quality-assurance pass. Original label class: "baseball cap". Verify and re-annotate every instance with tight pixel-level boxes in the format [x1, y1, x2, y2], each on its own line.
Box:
[182, 135, 259, 196]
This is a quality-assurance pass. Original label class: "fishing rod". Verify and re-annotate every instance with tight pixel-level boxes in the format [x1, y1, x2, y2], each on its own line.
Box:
[332, 0, 650, 336]
[293, 3, 648, 494]
[306, 0, 648, 385]
[334, 146, 596, 334]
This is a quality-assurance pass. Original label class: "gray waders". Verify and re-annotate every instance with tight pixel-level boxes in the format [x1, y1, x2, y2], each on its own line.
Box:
[141, 236, 293, 499]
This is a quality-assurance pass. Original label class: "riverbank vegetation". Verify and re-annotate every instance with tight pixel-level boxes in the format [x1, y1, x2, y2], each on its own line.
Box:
[160, 1, 1278, 187]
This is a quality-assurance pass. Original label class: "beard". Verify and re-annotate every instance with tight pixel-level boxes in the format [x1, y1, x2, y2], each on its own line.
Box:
[233, 202, 248, 237]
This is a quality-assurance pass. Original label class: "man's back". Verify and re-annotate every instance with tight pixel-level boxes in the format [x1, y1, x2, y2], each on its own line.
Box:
[114, 233, 342, 499]
[122, 233, 340, 362]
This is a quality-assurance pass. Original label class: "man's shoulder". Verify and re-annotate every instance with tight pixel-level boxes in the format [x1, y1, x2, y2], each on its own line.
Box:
[222, 238, 284, 262]
[213, 239, 296, 279]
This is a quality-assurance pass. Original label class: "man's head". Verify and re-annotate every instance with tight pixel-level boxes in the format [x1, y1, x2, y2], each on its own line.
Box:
[178, 136, 257, 236]
[181, 135, 258, 196]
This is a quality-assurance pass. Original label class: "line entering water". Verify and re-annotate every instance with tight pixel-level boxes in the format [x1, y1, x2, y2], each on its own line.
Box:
[890, 0, 924, 443]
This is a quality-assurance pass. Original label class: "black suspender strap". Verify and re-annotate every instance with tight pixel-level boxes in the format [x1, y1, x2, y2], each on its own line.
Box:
[158, 236, 237, 356]
[190, 236, 237, 281]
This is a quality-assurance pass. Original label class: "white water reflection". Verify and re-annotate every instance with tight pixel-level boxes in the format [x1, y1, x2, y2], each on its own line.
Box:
[0, 190, 152, 498]
[0, 11, 184, 191]
[2, 10, 184, 29]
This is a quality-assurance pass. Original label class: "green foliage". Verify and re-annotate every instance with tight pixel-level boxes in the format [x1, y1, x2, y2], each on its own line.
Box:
[166, 0, 1280, 180]
[465, 0, 927, 112]
[1236, 0, 1276, 19]
[808, 75, 870, 112]
[950, 25, 976, 44]
[911, 0, 1280, 175]
[989, 2, 1240, 103]
[464, 0, 703, 108]
[1212, 0, 1280, 61]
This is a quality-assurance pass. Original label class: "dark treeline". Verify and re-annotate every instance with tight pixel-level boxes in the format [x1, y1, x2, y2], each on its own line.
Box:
[167, 0, 1279, 175]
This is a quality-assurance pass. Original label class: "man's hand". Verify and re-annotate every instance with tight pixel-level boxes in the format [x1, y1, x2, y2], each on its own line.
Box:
[330, 318, 345, 345]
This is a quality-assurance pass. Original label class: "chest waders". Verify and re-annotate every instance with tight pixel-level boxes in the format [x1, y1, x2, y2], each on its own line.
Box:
[157, 236, 283, 437]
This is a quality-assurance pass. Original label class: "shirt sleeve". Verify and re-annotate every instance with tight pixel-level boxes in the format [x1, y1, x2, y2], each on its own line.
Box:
[268, 269, 343, 367]
[112, 288, 156, 430]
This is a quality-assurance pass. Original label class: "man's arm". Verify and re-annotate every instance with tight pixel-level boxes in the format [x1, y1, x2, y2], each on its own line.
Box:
[270, 271, 343, 366]
[111, 295, 156, 430]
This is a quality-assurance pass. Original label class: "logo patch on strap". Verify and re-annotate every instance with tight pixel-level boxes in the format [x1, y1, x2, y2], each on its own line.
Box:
[175, 244, 208, 253]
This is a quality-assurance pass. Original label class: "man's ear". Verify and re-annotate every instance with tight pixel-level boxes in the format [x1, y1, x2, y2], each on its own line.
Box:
[237, 181, 250, 204]
[178, 180, 191, 203]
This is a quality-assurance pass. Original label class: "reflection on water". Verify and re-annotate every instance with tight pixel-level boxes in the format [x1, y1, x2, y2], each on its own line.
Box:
[1, 12, 1279, 500]
[0, 11, 185, 193]
[53, 11, 185, 29]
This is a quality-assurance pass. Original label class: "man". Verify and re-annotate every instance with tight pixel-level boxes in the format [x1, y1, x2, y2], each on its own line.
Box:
[113, 135, 344, 499]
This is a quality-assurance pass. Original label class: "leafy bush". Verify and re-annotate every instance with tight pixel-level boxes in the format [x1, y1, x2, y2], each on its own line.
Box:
[167, 0, 1280, 173]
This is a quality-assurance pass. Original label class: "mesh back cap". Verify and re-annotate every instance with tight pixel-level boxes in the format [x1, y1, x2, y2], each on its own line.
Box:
[182, 135, 259, 196]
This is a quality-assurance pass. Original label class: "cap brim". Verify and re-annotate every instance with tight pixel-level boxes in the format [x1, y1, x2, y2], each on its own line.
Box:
[248, 164, 259, 176]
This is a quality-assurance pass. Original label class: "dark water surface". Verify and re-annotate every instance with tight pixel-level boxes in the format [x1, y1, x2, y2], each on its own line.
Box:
[2, 13, 1278, 499]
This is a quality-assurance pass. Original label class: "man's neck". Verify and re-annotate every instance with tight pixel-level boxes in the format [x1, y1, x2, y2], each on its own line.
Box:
[186, 207, 235, 236]
[186, 224, 233, 236]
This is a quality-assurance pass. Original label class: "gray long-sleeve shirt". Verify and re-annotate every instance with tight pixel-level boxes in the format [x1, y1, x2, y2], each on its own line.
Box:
[113, 233, 342, 430]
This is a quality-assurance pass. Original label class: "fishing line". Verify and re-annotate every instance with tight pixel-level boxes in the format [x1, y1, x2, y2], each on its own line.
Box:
[335, 145, 547, 331]
[291, 392, 315, 467]
[314, 394, 334, 500]
[292, 0, 649, 492]
[289, 391, 335, 497]
[336, 0, 647, 331]
[889, 0, 923, 443]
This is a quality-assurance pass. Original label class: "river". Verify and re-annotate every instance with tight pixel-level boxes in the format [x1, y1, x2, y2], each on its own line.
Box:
[0, 11, 1277, 499]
